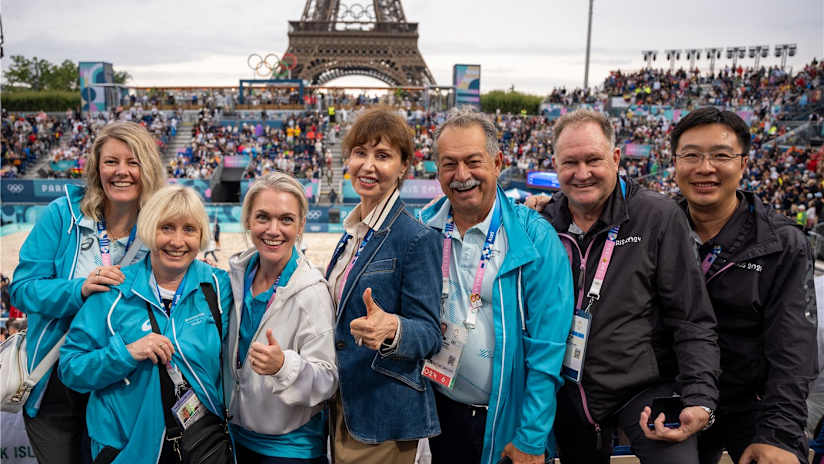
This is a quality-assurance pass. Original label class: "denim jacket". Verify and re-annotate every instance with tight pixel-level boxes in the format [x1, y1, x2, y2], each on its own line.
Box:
[326, 198, 443, 443]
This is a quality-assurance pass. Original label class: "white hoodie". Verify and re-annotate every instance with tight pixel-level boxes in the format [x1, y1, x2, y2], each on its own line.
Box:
[225, 248, 337, 435]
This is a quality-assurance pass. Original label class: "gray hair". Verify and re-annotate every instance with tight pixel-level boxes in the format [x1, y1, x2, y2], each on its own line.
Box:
[432, 109, 500, 161]
[551, 109, 616, 149]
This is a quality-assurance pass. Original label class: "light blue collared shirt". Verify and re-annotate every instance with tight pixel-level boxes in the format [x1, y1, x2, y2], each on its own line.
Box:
[425, 194, 508, 405]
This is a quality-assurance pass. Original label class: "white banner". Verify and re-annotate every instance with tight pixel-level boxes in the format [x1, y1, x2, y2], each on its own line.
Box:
[0, 412, 36, 463]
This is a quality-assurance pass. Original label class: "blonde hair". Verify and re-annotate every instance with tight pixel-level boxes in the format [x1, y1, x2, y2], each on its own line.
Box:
[241, 172, 309, 231]
[137, 185, 211, 251]
[81, 121, 167, 222]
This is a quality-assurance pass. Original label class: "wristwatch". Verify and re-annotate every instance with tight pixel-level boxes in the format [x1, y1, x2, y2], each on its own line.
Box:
[699, 406, 715, 430]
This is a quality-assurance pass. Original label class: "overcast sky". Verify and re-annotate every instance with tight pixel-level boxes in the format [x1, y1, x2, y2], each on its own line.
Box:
[3, 0, 822, 94]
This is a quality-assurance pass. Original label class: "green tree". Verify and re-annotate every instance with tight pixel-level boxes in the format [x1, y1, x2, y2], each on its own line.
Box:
[113, 70, 132, 84]
[45, 59, 79, 91]
[5, 55, 56, 90]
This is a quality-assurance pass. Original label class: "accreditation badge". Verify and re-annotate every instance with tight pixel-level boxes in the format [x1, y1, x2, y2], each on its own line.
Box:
[562, 310, 592, 383]
[171, 389, 205, 430]
[422, 321, 468, 389]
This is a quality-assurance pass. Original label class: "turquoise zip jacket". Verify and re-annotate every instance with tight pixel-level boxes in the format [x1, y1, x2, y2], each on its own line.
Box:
[419, 186, 574, 464]
[10, 184, 148, 417]
[58, 256, 232, 464]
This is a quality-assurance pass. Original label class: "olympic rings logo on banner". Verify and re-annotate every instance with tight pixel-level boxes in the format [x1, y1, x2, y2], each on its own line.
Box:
[247, 53, 298, 79]
[337, 3, 375, 21]
[306, 209, 322, 220]
[6, 184, 24, 193]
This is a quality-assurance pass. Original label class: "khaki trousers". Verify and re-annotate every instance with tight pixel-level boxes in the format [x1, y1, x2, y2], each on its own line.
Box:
[332, 396, 418, 464]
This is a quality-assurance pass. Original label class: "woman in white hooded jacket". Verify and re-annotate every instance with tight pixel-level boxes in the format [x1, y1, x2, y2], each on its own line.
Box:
[224, 172, 337, 463]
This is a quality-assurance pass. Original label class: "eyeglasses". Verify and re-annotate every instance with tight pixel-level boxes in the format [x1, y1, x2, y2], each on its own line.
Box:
[674, 152, 745, 166]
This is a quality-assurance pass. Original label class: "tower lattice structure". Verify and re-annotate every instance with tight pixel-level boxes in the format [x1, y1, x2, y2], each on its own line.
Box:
[284, 0, 436, 86]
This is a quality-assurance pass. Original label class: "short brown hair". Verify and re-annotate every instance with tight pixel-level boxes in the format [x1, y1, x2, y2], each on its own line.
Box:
[342, 106, 414, 167]
[552, 109, 615, 149]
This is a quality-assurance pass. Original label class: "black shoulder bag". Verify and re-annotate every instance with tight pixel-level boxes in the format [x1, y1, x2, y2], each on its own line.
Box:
[146, 282, 234, 464]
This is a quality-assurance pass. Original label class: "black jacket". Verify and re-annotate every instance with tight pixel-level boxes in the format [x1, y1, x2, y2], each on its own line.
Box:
[680, 191, 818, 461]
[541, 176, 720, 420]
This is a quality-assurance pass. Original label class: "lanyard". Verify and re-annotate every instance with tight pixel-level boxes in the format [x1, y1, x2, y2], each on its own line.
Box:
[153, 270, 188, 316]
[244, 258, 282, 310]
[579, 225, 620, 312]
[441, 197, 502, 329]
[96, 220, 137, 267]
[336, 229, 374, 302]
[701, 245, 722, 276]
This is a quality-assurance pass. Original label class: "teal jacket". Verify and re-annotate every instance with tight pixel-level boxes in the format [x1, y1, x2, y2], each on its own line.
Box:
[419, 187, 574, 464]
[59, 256, 232, 464]
[10, 184, 148, 417]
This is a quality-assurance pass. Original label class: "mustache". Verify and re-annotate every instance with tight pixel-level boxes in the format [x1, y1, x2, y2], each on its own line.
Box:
[449, 179, 481, 190]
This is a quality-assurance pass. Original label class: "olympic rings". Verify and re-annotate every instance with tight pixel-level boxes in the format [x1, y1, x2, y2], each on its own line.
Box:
[247, 53, 299, 79]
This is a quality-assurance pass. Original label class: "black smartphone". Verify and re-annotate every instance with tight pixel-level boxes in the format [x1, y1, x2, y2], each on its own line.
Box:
[647, 396, 683, 430]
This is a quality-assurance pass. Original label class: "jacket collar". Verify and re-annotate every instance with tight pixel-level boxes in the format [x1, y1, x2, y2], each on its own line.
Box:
[679, 190, 784, 263]
[420, 185, 541, 276]
[335, 198, 407, 319]
[546, 175, 631, 237]
[121, 254, 213, 309]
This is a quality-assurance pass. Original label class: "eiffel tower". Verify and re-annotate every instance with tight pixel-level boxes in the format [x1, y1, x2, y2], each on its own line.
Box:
[284, 0, 436, 87]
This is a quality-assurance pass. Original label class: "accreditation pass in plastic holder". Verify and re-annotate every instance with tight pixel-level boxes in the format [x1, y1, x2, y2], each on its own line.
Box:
[422, 321, 468, 389]
[172, 389, 206, 430]
[562, 310, 592, 383]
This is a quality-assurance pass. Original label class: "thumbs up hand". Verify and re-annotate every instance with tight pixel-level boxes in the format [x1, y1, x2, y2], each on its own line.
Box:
[349, 288, 399, 351]
[249, 329, 285, 375]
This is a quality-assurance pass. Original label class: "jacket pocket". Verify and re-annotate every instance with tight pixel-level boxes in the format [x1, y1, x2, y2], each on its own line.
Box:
[370, 353, 425, 392]
[362, 258, 396, 276]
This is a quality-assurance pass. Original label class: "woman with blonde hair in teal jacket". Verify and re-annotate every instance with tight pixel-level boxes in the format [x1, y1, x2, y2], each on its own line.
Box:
[59, 185, 233, 464]
[10, 121, 166, 464]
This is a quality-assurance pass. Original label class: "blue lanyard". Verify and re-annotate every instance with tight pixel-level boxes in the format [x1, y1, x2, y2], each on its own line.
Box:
[154, 270, 188, 315]
[327, 228, 374, 276]
[96, 220, 137, 266]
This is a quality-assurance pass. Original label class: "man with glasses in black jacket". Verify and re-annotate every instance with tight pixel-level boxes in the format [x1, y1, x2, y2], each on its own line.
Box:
[671, 107, 818, 464]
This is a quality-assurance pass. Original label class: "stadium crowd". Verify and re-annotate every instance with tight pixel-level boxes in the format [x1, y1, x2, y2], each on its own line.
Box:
[1, 110, 65, 177]
[168, 110, 329, 180]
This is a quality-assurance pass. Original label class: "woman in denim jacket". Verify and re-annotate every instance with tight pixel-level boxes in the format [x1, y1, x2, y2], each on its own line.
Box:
[325, 107, 442, 464]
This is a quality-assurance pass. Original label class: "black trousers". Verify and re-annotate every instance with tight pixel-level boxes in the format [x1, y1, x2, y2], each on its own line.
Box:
[429, 390, 488, 464]
[554, 381, 699, 464]
[697, 405, 809, 464]
[22, 368, 91, 464]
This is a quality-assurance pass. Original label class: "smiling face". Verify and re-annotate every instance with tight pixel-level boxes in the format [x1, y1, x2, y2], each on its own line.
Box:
[151, 216, 201, 279]
[247, 188, 304, 269]
[436, 125, 502, 222]
[347, 137, 407, 211]
[553, 122, 620, 217]
[98, 138, 142, 207]
[674, 123, 746, 210]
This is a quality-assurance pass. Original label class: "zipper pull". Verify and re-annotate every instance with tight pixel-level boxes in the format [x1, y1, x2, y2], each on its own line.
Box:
[594, 423, 602, 450]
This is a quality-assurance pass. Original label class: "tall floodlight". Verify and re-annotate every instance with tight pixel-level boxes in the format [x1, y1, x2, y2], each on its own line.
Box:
[774, 43, 797, 70]
[748, 45, 770, 69]
[583, 0, 594, 89]
[665, 49, 682, 71]
[705, 47, 723, 75]
[685, 49, 702, 71]
[726, 46, 747, 69]
[642, 50, 657, 69]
